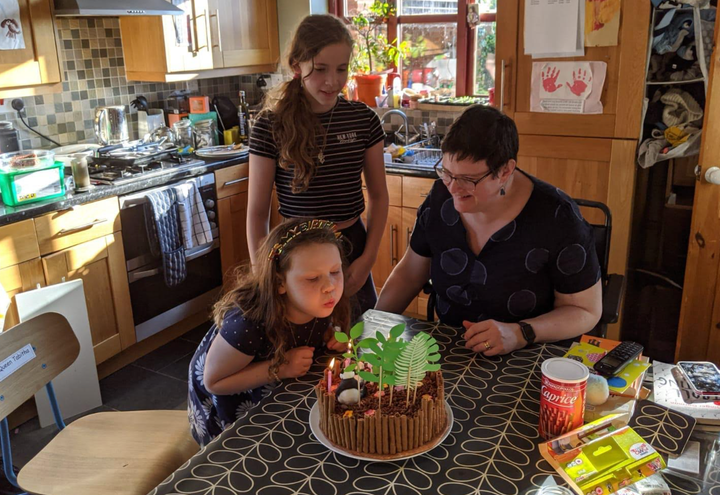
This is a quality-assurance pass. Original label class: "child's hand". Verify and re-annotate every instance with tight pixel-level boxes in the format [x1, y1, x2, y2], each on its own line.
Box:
[279, 346, 314, 379]
[326, 335, 347, 352]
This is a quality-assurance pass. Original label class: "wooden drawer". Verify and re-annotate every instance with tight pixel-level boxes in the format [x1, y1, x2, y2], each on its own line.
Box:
[0, 220, 39, 269]
[363, 172, 402, 207]
[215, 163, 249, 199]
[34, 197, 121, 256]
[402, 177, 435, 209]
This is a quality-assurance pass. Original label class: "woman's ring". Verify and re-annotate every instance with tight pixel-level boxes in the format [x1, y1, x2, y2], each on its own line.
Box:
[483, 340, 491, 350]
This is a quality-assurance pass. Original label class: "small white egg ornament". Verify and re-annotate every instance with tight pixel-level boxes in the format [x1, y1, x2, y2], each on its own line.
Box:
[586, 373, 610, 405]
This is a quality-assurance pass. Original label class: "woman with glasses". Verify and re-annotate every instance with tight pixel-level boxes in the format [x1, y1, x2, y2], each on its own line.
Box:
[376, 105, 602, 356]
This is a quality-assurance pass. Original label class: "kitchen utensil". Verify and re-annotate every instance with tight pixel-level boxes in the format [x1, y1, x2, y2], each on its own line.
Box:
[149, 126, 176, 145]
[130, 96, 149, 113]
[94, 105, 129, 145]
[194, 144, 248, 158]
[138, 109, 165, 137]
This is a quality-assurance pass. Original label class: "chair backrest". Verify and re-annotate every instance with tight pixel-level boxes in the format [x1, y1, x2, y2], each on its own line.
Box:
[572, 198, 612, 280]
[0, 312, 79, 422]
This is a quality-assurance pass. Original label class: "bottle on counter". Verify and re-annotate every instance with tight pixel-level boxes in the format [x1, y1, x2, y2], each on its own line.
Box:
[238, 91, 250, 143]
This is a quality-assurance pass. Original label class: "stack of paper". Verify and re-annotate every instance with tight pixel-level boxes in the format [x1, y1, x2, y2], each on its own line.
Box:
[524, 0, 585, 59]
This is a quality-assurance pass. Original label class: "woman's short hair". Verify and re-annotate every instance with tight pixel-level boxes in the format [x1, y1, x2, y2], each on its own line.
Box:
[441, 105, 519, 176]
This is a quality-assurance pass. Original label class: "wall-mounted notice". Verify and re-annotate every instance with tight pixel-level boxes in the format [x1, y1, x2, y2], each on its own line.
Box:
[0, 0, 25, 50]
[531, 61, 607, 114]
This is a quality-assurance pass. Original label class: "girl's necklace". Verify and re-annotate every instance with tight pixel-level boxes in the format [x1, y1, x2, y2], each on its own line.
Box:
[291, 317, 319, 347]
[317, 102, 337, 165]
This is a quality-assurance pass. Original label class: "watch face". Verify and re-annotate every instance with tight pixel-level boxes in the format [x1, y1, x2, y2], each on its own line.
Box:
[520, 322, 535, 343]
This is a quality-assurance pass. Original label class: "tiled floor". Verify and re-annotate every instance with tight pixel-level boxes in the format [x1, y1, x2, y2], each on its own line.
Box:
[1, 320, 211, 492]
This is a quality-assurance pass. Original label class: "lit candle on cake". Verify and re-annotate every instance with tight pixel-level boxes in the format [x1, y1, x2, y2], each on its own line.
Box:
[344, 341, 352, 368]
[327, 357, 335, 394]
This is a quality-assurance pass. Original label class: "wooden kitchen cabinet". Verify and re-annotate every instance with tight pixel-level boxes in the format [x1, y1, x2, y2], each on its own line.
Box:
[120, 0, 278, 82]
[209, 0, 279, 69]
[0, 220, 43, 331]
[0, 0, 61, 92]
[363, 174, 434, 318]
[216, 164, 250, 283]
[41, 232, 135, 365]
[503, 0, 650, 139]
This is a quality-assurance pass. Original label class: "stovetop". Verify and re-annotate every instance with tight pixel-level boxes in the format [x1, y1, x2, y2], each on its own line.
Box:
[88, 152, 206, 185]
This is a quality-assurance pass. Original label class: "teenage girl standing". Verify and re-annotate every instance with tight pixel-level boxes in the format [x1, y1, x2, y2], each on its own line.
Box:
[247, 14, 388, 315]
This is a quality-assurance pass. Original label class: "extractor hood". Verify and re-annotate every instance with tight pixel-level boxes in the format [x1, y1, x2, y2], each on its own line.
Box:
[54, 0, 184, 16]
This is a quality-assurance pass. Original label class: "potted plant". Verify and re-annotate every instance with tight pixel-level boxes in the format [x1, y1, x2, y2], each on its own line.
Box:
[349, 1, 407, 106]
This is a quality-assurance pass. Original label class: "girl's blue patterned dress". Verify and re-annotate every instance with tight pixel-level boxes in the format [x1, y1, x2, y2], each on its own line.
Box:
[187, 309, 330, 446]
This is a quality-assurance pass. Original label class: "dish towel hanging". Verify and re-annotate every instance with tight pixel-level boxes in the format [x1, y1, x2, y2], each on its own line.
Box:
[173, 179, 213, 250]
[144, 187, 187, 287]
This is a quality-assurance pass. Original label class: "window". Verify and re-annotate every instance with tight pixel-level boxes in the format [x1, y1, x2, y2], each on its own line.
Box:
[330, 0, 497, 97]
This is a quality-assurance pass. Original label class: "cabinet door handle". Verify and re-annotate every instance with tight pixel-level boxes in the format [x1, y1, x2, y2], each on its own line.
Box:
[58, 218, 108, 235]
[390, 225, 398, 264]
[193, 10, 208, 51]
[500, 59, 511, 110]
[223, 177, 248, 187]
[210, 10, 222, 50]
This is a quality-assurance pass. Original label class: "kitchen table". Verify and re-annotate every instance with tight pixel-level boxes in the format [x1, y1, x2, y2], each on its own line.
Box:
[148, 310, 719, 495]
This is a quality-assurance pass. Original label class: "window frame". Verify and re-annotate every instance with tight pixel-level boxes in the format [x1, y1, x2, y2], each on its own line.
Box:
[329, 0, 497, 96]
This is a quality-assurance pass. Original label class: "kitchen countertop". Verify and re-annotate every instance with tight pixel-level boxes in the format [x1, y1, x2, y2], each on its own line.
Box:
[0, 157, 437, 227]
[0, 154, 250, 227]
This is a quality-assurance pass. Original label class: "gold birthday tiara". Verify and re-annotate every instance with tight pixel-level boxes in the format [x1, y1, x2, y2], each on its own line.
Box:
[268, 219, 342, 261]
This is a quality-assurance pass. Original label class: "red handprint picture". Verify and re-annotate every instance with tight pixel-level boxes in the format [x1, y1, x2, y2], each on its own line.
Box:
[567, 68, 592, 97]
[541, 66, 562, 93]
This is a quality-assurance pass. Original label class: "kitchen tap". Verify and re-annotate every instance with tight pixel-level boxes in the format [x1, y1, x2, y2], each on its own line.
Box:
[380, 109, 410, 146]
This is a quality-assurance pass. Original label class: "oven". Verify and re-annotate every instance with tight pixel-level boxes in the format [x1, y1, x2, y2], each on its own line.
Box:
[119, 173, 222, 342]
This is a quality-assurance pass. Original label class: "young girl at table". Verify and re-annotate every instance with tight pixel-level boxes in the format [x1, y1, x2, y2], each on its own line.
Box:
[187, 219, 350, 446]
[247, 14, 388, 316]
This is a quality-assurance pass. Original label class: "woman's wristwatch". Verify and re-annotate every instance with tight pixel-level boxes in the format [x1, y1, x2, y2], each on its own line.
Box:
[518, 321, 536, 346]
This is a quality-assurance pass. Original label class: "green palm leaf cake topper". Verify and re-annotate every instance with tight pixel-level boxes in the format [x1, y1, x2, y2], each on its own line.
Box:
[334, 322, 441, 415]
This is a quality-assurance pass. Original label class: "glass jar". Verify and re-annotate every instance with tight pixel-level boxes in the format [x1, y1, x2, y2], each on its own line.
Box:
[172, 119, 194, 149]
[193, 119, 217, 149]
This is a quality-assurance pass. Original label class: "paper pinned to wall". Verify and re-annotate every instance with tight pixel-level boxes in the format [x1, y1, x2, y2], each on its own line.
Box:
[585, 0, 621, 47]
[525, 0, 585, 59]
[530, 61, 607, 114]
[0, 0, 25, 50]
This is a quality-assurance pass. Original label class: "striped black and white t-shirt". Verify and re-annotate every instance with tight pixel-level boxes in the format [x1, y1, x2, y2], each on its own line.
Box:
[249, 97, 385, 222]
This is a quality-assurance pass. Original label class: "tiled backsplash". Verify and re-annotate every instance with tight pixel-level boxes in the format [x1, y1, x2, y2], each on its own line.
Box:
[375, 107, 463, 140]
[0, 17, 264, 149]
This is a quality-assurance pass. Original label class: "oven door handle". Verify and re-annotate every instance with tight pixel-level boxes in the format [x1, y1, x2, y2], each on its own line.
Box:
[127, 240, 219, 284]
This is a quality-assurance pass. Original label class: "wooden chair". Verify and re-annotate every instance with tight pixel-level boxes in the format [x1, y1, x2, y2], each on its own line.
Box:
[0, 312, 199, 495]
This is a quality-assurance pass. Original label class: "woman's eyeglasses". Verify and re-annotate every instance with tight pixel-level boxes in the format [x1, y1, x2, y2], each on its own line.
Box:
[433, 158, 494, 191]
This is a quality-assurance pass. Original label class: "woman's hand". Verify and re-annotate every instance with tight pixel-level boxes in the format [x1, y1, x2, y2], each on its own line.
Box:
[462, 320, 524, 356]
[344, 255, 374, 297]
[325, 335, 347, 352]
[278, 346, 314, 379]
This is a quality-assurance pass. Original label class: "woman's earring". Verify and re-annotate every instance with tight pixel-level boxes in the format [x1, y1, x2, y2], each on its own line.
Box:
[500, 184, 506, 196]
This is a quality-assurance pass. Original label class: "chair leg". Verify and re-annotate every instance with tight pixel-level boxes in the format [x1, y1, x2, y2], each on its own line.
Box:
[0, 419, 21, 491]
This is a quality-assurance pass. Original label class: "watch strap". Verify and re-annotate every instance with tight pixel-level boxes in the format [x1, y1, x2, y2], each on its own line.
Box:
[518, 321, 536, 345]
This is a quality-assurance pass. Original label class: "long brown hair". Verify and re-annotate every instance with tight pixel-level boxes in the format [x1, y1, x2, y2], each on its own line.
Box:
[212, 218, 351, 376]
[261, 14, 353, 193]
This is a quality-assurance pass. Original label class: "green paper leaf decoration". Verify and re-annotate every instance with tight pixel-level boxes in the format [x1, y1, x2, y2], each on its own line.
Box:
[357, 338, 376, 350]
[345, 363, 357, 372]
[334, 331, 349, 343]
[368, 340, 383, 355]
[389, 323, 405, 340]
[395, 332, 440, 394]
[363, 353, 381, 367]
[359, 370, 378, 383]
[375, 331, 386, 344]
[350, 322, 364, 339]
[342, 352, 352, 358]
